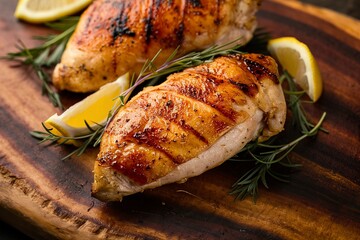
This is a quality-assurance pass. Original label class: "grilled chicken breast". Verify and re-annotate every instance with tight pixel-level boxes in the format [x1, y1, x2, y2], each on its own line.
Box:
[92, 53, 286, 201]
[53, 0, 261, 92]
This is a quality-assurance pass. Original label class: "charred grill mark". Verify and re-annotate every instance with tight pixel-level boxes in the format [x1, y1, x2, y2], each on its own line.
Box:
[143, 0, 184, 48]
[214, 0, 221, 25]
[136, 93, 210, 145]
[172, 73, 220, 100]
[132, 127, 184, 164]
[167, 75, 239, 121]
[161, 98, 209, 145]
[188, 0, 203, 8]
[175, 22, 185, 44]
[114, 156, 148, 184]
[144, 0, 155, 44]
[113, 16, 136, 37]
[172, 0, 186, 46]
[212, 115, 231, 134]
[98, 130, 178, 185]
[109, 2, 135, 43]
[229, 80, 258, 97]
[100, 53, 282, 184]
[178, 120, 208, 144]
[98, 151, 149, 184]
[241, 55, 279, 83]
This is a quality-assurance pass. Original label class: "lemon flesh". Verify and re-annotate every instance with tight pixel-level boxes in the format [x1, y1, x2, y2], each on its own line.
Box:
[267, 37, 323, 102]
[45, 73, 130, 141]
[15, 0, 92, 23]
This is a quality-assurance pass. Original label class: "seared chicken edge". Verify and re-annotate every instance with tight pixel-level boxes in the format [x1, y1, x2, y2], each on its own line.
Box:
[93, 109, 264, 201]
[91, 53, 286, 202]
[53, 0, 262, 92]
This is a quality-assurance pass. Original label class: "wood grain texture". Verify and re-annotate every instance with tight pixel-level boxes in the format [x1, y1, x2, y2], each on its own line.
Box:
[0, 0, 359, 239]
[283, 0, 360, 40]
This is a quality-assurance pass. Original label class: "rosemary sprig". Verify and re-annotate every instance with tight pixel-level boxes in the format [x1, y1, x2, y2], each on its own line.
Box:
[4, 17, 79, 108]
[229, 112, 326, 201]
[30, 95, 126, 160]
[229, 72, 327, 201]
[30, 37, 247, 159]
[281, 71, 315, 133]
[123, 38, 244, 97]
[31, 121, 105, 160]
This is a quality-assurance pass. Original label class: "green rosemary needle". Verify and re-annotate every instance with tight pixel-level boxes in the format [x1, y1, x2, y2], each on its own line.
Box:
[31, 121, 105, 160]
[30, 36, 248, 160]
[229, 72, 327, 201]
[123, 38, 244, 97]
[4, 17, 79, 108]
[229, 112, 326, 201]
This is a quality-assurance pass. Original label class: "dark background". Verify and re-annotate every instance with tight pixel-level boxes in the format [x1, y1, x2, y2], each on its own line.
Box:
[0, 0, 359, 239]
[303, 0, 360, 19]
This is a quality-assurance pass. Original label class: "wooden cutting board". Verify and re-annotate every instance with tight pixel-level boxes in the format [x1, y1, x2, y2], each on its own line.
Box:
[0, 0, 359, 239]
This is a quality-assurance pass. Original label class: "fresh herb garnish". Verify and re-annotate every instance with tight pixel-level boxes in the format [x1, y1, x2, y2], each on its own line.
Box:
[3, 17, 79, 108]
[30, 37, 245, 159]
[28, 28, 327, 201]
[31, 95, 127, 160]
[229, 71, 327, 201]
[124, 38, 245, 96]
[229, 112, 326, 201]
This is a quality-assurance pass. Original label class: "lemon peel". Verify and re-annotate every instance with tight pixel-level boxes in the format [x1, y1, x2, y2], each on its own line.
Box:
[44, 73, 130, 144]
[268, 37, 323, 102]
[15, 0, 92, 23]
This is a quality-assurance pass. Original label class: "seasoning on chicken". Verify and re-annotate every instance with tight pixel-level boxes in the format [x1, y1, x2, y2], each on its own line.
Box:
[91, 53, 286, 201]
[52, 0, 262, 92]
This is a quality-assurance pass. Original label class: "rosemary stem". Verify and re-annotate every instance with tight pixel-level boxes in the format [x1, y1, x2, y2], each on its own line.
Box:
[278, 112, 326, 152]
[41, 24, 76, 48]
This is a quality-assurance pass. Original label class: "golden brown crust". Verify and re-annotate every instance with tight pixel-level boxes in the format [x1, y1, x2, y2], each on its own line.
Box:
[53, 0, 261, 92]
[95, 53, 284, 186]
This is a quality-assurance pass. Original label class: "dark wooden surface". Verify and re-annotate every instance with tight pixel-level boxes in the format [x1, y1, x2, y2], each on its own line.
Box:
[302, 0, 360, 19]
[1, 0, 359, 239]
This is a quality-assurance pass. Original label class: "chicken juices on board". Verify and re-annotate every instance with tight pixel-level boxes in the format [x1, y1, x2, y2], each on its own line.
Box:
[92, 54, 286, 201]
[53, 0, 261, 92]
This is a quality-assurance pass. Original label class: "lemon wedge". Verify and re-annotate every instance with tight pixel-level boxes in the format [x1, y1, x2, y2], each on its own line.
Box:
[44, 73, 130, 144]
[267, 37, 323, 102]
[15, 0, 92, 23]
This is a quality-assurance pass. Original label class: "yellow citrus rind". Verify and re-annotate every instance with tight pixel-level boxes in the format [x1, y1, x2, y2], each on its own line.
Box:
[44, 73, 130, 145]
[268, 37, 323, 102]
[15, 0, 92, 23]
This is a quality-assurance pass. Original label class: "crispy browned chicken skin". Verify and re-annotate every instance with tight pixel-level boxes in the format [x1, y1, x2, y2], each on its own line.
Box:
[92, 53, 286, 201]
[53, 0, 261, 92]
